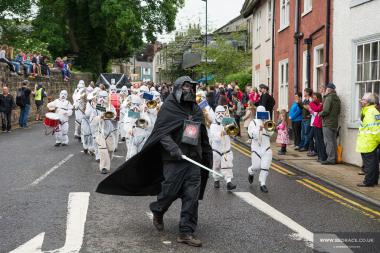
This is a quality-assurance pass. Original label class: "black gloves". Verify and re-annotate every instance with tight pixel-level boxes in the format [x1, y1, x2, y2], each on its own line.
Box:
[170, 148, 183, 160]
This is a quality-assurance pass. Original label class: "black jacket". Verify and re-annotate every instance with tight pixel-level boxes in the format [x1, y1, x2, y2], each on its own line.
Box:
[96, 93, 213, 200]
[0, 94, 15, 113]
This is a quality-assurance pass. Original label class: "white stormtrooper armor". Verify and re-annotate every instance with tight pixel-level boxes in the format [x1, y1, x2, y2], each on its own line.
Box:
[88, 88, 101, 160]
[209, 105, 235, 190]
[72, 80, 86, 139]
[94, 90, 116, 173]
[109, 84, 120, 150]
[47, 90, 73, 146]
[81, 86, 95, 153]
[124, 94, 151, 161]
[247, 106, 273, 193]
[119, 86, 129, 141]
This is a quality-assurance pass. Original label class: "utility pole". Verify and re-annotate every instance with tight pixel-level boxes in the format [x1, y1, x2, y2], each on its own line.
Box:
[202, 0, 208, 85]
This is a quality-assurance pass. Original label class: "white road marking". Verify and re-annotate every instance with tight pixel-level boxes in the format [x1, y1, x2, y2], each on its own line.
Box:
[162, 241, 172, 245]
[113, 155, 124, 158]
[146, 211, 153, 220]
[9, 192, 90, 253]
[31, 154, 74, 186]
[234, 192, 313, 245]
[234, 192, 352, 253]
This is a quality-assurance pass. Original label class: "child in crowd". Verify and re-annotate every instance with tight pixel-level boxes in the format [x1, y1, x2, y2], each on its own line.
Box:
[276, 110, 289, 155]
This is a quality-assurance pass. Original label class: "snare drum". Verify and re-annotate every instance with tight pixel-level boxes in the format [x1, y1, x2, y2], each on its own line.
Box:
[44, 113, 60, 128]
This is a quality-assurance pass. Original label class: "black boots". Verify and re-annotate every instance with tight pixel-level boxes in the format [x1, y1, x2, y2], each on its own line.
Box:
[152, 214, 164, 231]
[248, 174, 254, 184]
[227, 182, 236, 191]
[260, 185, 268, 193]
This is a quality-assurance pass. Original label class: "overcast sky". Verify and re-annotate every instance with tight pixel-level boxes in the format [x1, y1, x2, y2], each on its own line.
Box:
[157, 0, 245, 42]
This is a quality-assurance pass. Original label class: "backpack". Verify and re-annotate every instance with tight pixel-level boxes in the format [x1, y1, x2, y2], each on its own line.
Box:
[16, 88, 26, 107]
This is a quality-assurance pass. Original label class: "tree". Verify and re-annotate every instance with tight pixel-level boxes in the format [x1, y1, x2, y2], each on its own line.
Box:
[0, 1, 33, 20]
[32, 0, 185, 73]
[193, 33, 251, 83]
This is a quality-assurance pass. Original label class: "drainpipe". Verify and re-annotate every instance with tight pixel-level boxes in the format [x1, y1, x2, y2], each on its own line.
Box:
[293, 0, 300, 94]
[271, 0, 276, 95]
[325, 0, 331, 84]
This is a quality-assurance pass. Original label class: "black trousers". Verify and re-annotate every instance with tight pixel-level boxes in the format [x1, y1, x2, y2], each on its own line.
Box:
[314, 127, 327, 161]
[361, 149, 379, 186]
[292, 121, 302, 147]
[1, 111, 12, 131]
[150, 161, 201, 234]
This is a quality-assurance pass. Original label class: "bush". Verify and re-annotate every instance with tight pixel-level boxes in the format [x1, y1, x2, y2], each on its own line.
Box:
[225, 71, 252, 90]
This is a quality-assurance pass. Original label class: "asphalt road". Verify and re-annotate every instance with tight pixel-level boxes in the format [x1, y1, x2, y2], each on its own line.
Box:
[1, 119, 380, 253]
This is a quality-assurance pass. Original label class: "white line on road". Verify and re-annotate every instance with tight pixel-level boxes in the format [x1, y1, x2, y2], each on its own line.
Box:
[146, 211, 153, 220]
[30, 154, 74, 186]
[113, 155, 124, 158]
[234, 192, 353, 253]
[234, 192, 313, 245]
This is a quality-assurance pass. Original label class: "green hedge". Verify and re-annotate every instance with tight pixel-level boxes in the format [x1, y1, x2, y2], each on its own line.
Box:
[225, 71, 252, 90]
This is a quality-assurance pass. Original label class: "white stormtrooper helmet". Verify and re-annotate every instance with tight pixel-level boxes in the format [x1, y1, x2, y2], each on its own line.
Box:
[150, 87, 157, 92]
[60, 90, 68, 100]
[215, 105, 226, 123]
[139, 85, 149, 97]
[97, 90, 108, 105]
[120, 86, 128, 95]
[77, 80, 85, 89]
[130, 95, 142, 112]
[256, 105, 266, 113]
[110, 85, 117, 94]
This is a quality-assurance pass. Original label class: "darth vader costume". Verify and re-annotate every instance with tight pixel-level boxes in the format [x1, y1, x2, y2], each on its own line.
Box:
[96, 76, 212, 240]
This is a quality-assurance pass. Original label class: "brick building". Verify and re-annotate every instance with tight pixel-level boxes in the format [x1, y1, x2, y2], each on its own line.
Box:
[273, 0, 333, 113]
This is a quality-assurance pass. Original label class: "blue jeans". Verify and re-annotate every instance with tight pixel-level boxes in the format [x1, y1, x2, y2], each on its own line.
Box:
[299, 119, 311, 149]
[19, 104, 31, 127]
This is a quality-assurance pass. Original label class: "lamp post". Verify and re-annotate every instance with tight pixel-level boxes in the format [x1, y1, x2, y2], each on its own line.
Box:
[202, 0, 208, 85]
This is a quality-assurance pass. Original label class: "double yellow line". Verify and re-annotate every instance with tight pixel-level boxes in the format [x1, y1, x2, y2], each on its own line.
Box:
[231, 141, 380, 221]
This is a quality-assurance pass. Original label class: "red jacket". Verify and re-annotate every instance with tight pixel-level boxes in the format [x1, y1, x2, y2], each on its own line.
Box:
[309, 101, 323, 128]
[237, 90, 243, 102]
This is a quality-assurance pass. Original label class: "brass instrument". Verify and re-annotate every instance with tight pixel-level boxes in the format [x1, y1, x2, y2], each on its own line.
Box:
[222, 105, 239, 137]
[196, 94, 202, 104]
[146, 99, 158, 109]
[264, 120, 276, 132]
[136, 118, 148, 129]
[104, 92, 115, 119]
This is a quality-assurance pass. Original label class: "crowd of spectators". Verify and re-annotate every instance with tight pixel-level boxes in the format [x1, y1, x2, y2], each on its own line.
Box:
[0, 45, 71, 81]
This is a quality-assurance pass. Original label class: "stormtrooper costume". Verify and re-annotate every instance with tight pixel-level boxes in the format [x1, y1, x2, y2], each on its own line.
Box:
[72, 80, 86, 139]
[47, 90, 73, 146]
[209, 106, 236, 190]
[247, 106, 273, 193]
[125, 94, 151, 161]
[94, 91, 117, 174]
[81, 86, 95, 154]
[88, 88, 101, 160]
[119, 86, 129, 141]
[109, 84, 120, 150]
[145, 90, 162, 132]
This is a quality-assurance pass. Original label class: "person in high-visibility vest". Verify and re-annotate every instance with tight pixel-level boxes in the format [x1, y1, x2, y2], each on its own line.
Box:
[356, 93, 380, 187]
[33, 83, 46, 121]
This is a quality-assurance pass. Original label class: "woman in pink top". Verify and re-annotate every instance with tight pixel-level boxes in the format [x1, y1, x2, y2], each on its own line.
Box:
[308, 92, 327, 162]
[249, 87, 260, 104]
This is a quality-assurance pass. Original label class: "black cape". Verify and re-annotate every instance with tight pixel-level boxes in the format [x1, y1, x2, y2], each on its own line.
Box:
[96, 94, 212, 200]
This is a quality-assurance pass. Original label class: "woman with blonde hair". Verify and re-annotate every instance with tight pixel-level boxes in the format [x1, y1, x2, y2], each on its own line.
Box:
[242, 101, 256, 143]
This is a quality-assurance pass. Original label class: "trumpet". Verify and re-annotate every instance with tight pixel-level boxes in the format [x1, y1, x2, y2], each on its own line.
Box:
[146, 99, 158, 109]
[222, 105, 240, 137]
[196, 94, 202, 104]
[136, 118, 148, 129]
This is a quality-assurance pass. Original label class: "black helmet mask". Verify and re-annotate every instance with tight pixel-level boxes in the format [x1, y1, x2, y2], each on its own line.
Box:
[173, 76, 197, 103]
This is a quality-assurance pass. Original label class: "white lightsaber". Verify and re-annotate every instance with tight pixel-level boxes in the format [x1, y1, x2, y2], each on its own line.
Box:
[181, 155, 226, 181]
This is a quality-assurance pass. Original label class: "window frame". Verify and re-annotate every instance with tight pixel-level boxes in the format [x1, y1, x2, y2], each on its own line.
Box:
[255, 11, 262, 47]
[351, 35, 380, 126]
[313, 44, 324, 92]
[267, 0, 272, 39]
[278, 58, 289, 111]
[302, 0, 312, 16]
[279, 0, 290, 31]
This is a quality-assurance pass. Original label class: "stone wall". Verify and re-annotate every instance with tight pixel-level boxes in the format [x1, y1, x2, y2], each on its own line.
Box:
[0, 63, 93, 127]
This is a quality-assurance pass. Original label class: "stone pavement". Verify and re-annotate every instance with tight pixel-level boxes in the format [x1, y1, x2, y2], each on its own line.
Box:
[236, 124, 380, 207]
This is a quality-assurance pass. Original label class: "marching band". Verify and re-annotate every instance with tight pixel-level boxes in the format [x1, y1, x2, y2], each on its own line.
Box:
[44, 79, 274, 192]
